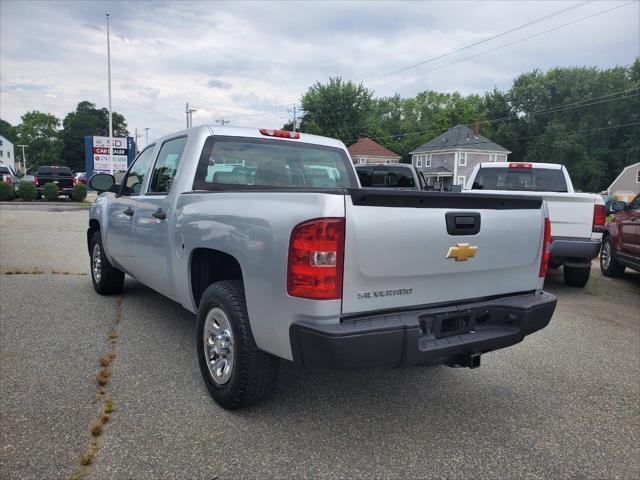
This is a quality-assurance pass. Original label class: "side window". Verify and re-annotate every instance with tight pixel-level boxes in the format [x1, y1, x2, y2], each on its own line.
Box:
[121, 146, 156, 196]
[631, 195, 640, 210]
[149, 137, 187, 193]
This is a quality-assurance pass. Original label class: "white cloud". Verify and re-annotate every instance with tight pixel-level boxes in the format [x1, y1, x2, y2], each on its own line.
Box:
[0, 0, 638, 141]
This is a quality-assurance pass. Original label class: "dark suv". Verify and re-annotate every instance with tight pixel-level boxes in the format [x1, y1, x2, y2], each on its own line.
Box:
[600, 194, 640, 276]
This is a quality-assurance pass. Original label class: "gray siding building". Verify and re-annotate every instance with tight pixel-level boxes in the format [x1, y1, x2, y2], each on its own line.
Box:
[607, 162, 640, 201]
[410, 125, 510, 189]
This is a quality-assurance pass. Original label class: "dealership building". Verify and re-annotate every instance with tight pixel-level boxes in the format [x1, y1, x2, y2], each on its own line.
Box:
[0, 135, 15, 170]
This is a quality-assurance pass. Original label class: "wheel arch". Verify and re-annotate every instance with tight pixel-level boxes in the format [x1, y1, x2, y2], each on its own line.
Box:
[189, 248, 244, 308]
[87, 218, 100, 254]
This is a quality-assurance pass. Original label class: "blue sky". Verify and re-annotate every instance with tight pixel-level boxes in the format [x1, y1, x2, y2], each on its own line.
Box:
[1, 0, 638, 140]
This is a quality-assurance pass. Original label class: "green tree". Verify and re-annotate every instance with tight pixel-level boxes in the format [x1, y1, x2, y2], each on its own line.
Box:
[0, 119, 18, 144]
[298, 77, 374, 144]
[61, 101, 128, 171]
[15, 111, 63, 170]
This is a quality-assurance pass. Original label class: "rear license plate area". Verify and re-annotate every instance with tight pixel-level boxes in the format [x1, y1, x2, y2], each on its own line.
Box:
[433, 313, 472, 338]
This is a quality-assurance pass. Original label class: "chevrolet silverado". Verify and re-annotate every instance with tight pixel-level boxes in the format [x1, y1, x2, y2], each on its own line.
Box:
[88, 126, 557, 409]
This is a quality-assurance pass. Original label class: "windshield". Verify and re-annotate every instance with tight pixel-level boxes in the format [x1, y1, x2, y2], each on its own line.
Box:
[356, 166, 416, 188]
[471, 167, 568, 192]
[37, 166, 73, 176]
[193, 137, 357, 190]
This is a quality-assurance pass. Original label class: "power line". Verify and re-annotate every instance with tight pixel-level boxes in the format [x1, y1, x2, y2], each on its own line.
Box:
[374, 1, 637, 90]
[354, 87, 640, 143]
[364, 0, 594, 84]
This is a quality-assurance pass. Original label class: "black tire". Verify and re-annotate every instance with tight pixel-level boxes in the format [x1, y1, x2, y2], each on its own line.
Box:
[600, 237, 626, 277]
[563, 265, 591, 287]
[90, 231, 124, 295]
[196, 280, 279, 410]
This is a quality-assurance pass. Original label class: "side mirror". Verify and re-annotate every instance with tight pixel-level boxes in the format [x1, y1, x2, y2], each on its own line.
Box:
[89, 173, 116, 193]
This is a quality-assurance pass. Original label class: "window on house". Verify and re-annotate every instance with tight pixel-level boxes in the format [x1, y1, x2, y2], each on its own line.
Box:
[457, 175, 466, 187]
[458, 153, 467, 166]
[416, 156, 422, 167]
[426, 154, 432, 167]
[7, 151, 10, 158]
[489, 154, 496, 162]
[636, 170, 640, 183]
[0, 151, 3, 157]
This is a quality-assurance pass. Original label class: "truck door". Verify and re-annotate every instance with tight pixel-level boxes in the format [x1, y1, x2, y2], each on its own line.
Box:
[132, 136, 187, 297]
[105, 145, 156, 273]
[620, 195, 640, 257]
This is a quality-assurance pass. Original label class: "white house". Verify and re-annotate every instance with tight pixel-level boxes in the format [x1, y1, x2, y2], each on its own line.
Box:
[0, 135, 15, 170]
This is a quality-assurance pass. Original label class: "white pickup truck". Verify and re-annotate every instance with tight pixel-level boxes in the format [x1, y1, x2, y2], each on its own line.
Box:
[87, 126, 557, 409]
[465, 162, 605, 287]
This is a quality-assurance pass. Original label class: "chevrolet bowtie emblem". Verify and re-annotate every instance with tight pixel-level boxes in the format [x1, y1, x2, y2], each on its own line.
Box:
[446, 243, 478, 261]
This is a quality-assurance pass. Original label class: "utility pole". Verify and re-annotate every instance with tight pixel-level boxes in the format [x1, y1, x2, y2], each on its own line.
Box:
[106, 12, 114, 174]
[292, 104, 298, 132]
[215, 117, 230, 126]
[134, 128, 142, 153]
[144, 127, 150, 146]
[17, 145, 28, 173]
[186, 103, 197, 128]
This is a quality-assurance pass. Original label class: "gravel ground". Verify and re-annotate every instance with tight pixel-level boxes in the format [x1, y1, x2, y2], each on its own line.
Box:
[1, 204, 638, 479]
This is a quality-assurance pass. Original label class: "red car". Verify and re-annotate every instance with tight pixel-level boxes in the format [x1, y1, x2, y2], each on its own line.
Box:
[600, 194, 640, 275]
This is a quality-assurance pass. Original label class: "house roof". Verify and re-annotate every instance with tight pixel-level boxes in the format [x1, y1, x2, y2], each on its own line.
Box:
[410, 125, 510, 154]
[607, 161, 640, 192]
[348, 137, 401, 158]
[421, 166, 453, 176]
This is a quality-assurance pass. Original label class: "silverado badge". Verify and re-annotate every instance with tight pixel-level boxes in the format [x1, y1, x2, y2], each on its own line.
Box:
[446, 243, 478, 261]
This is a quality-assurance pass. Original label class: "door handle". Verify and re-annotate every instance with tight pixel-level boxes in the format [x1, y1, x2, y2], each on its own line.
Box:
[123, 207, 134, 216]
[152, 209, 167, 220]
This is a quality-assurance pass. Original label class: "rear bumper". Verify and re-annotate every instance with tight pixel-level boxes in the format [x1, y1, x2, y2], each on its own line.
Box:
[289, 291, 557, 369]
[549, 237, 601, 265]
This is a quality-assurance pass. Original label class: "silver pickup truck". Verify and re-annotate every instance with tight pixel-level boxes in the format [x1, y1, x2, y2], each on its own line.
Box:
[88, 126, 557, 409]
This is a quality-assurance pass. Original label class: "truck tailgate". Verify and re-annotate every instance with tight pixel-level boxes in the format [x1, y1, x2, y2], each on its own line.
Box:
[342, 190, 545, 315]
[470, 190, 596, 239]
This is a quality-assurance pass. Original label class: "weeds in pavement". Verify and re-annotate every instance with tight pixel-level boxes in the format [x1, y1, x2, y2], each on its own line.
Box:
[71, 295, 124, 479]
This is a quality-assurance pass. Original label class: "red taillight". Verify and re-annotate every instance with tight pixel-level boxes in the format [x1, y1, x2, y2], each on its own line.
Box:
[509, 162, 532, 169]
[6, 176, 12, 185]
[72, 176, 78, 186]
[287, 218, 345, 300]
[539, 218, 551, 278]
[592, 204, 606, 232]
[34, 176, 39, 186]
[259, 128, 301, 140]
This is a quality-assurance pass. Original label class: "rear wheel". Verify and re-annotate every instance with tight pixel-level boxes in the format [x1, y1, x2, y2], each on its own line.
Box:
[600, 237, 625, 277]
[563, 265, 591, 287]
[90, 231, 124, 294]
[196, 280, 279, 410]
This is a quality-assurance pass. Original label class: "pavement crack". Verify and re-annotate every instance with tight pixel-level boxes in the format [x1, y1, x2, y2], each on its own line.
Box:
[70, 295, 123, 480]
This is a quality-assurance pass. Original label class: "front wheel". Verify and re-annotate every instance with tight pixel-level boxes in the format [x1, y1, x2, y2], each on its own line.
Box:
[196, 280, 279, 410]
[90, 231, 125, 294]
[600, 237, 626, 277]
[563, 265, 591, 288]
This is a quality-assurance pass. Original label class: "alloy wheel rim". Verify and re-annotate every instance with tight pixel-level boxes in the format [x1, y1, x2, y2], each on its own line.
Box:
[601, 241, 611, 269]
[92, 243, 102, 283]
[203, 307, 235, 385]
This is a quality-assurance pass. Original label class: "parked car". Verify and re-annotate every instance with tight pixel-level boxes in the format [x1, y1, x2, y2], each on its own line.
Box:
[465, 162, 605, 287]
[0, 163, 19, 194]
[75, 172, 88, 185]
[355, 163, 425, 190]
[87, 126, 556, 409]
[35, 165, 77, 198]
[600, 194, 640, 276]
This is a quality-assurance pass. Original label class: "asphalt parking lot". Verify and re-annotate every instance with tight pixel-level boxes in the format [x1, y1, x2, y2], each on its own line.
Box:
[1, 203, 638, 480]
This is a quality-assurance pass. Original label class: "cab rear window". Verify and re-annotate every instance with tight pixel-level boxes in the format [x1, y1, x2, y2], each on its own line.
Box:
[36, 166, 73, 176]
[193, 137, 357, 190]
[471, 167, 568, 192]
[356, 166, 415, 188]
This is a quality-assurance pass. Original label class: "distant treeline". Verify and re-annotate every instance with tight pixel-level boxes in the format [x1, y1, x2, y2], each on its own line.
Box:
[288, 59, 639, 192]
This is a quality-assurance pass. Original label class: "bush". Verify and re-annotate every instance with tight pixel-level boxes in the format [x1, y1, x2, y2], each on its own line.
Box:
[18, 182, 37, 201]
[72, 183, 88, 202]
[0, 182, 14, 201]
[43, 182, 59, 201]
